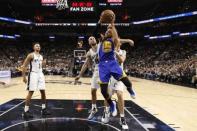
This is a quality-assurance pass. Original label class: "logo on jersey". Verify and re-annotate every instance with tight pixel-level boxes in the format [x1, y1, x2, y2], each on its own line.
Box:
[102, 41, 112, 53]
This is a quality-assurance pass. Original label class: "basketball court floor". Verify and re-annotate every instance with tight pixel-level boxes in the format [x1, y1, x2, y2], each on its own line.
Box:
[0, 76, 197, 131]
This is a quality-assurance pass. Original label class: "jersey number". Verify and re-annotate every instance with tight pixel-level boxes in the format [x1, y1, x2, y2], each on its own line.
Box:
[103, 41, 112, 53]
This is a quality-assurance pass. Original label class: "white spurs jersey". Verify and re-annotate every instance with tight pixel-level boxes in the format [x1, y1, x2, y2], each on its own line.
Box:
[115, 49, 126, 70]
[30, 53, 43, 73]
[88, 47, 99, 71]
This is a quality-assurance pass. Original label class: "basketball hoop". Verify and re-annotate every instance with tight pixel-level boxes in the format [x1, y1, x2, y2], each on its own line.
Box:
[56, 0, 69, 10]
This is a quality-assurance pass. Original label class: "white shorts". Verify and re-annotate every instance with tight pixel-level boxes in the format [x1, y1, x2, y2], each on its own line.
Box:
[27, 72, 45, 91]
[91, 70, 100, 89]
[109, 76, 125, 95]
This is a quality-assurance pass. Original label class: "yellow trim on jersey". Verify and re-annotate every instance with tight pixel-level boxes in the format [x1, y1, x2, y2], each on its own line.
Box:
[119, 71, 127, 80]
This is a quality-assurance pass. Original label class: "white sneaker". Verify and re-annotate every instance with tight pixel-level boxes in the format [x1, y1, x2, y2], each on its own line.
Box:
[130, 90, 136, 99]
[120, 117, 129, 129]
[101, 110, 110, 123]
[110, 101, 117, 117]
[88, 107, 98, 120]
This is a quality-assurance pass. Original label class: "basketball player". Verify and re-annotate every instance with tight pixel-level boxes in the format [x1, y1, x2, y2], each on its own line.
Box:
[98, 18, 136, 116]
[75, 36, 134, 120]
[75, 36, 99, 119]
[21, 42, 50, 118]
[101, 39, 133, 129]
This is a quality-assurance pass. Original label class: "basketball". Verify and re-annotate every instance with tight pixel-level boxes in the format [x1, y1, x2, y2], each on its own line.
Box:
[100, 10, 115, 23]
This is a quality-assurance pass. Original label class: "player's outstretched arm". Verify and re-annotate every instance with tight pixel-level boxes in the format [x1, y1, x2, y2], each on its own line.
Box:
[21, 53, 33, 83]
[75, 52, 91, 81]
[120, 39, 134, 47]
[111, 23, 120, 48]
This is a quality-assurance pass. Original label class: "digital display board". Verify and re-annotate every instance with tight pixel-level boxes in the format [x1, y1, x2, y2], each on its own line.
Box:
[41, 0, 123, 11]
[41, 0, 95, 12]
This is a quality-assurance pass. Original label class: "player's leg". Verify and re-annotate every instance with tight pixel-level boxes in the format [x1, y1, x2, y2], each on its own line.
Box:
[117, 91, 124, 117]
[100, 83, 117, 113]
[23, 91, 34, 118]
[119, 76, 136, 99]
[39, 90, 50, 115]
[88, 88, 98, 119]
[91, 71, 99, 109]
[111, 62, 136, 99]
[111, 79, 128, 129]
[116, 90, 128, 129]
[22, 73, 36, 119]
[101, 99, 110, 123]
[38, 73, 50, 115]
[101, 86, 115, 123]
[99, 63, 117, 114]
[88, 71, 99, 119]
[91, 88, 97, 108]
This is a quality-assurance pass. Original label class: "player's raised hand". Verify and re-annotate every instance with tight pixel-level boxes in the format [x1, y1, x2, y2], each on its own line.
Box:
[23, 77, 27, 84]
[128, 40, 134, 47]
[111, 13, 116, 24]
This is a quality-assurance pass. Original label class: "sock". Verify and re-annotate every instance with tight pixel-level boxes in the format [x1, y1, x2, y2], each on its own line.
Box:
[120, 113, 125, 117]
[42, 104, 46, 109]
[106, 106, 110, 113]
[24, 106, 29, 112]
[92, 104, 97, 109]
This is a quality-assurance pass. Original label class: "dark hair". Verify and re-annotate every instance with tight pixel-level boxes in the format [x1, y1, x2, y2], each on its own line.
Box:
[32, 42, 40, 47]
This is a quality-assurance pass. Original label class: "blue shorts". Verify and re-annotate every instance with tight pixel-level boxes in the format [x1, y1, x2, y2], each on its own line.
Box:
[98, 60, 126, 83]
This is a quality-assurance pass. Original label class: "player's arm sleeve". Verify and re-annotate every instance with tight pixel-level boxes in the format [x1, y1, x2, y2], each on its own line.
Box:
[78, 51, 91, 77]
[21, 54, 33, 77]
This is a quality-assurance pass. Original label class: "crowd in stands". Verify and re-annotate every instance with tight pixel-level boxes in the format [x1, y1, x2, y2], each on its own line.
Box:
[0, 39, 196, 87]
[0, 41, 74, 77]
[124, 39, 196, 87]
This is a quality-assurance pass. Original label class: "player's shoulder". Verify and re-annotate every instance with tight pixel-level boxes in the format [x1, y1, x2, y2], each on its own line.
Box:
[28, 53, 34, 58]
[87, 49, 91, 54]
[86, 49, 91, 57]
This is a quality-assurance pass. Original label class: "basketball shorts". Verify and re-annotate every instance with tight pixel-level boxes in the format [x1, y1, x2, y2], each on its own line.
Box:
[27, 72, 45, 91]
[98, 60, 126, 83]
[109, 76, 125, 96]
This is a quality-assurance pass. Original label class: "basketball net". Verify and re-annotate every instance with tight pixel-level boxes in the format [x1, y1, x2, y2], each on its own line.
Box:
[56, 0, 69, 10]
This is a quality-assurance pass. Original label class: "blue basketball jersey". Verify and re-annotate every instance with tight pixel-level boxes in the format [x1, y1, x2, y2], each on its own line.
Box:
[98, 38, 115, 62]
